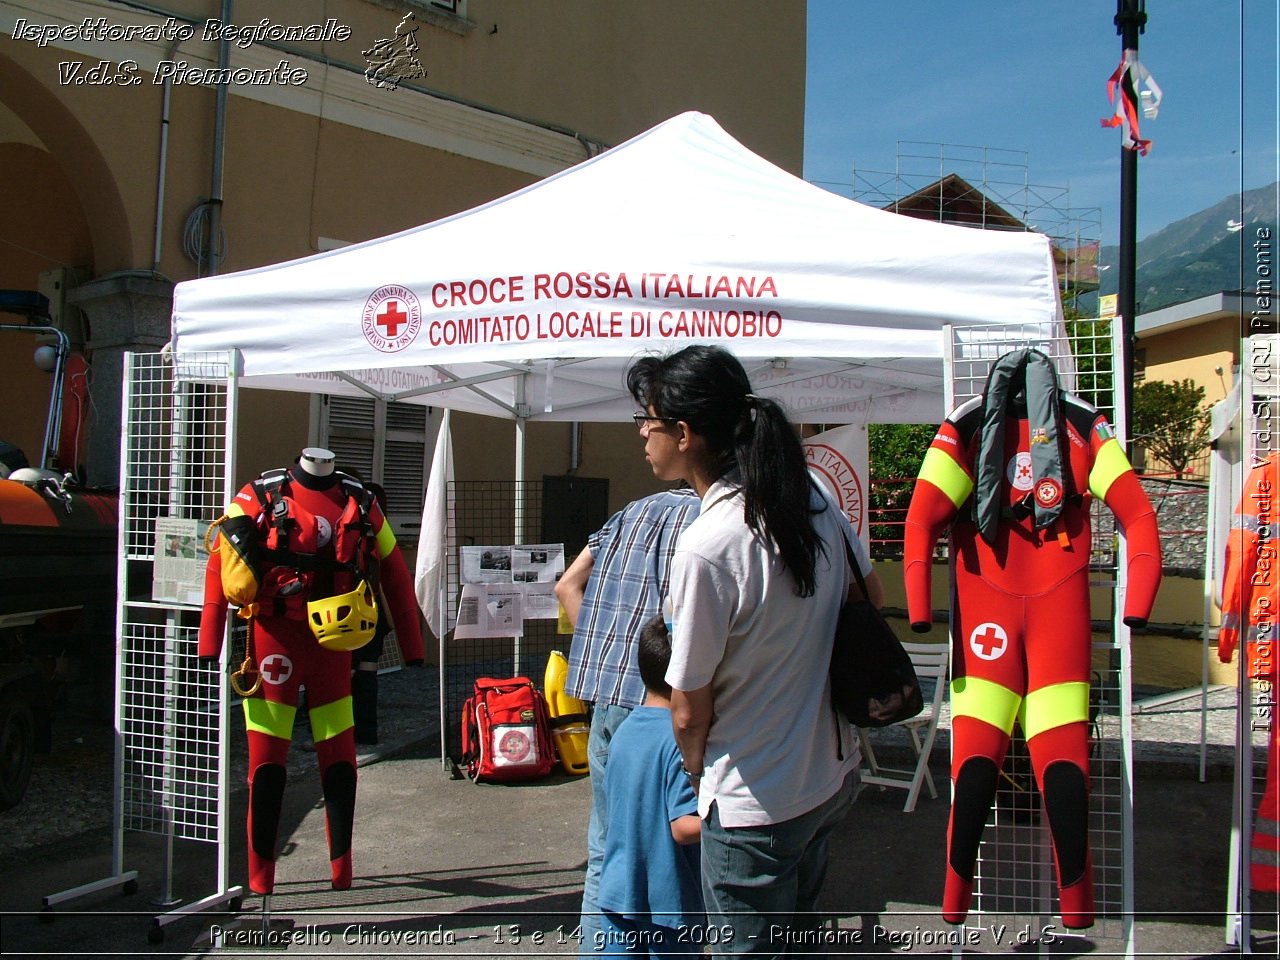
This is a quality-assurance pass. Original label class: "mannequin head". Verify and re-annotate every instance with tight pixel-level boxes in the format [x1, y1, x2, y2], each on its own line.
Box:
[297, 447, 337, 478]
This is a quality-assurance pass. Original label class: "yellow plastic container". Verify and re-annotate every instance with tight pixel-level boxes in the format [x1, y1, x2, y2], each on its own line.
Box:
[544, 650, 591, 775]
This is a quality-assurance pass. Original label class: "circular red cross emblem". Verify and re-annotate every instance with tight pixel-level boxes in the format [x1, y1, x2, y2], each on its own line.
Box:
[1034, 477, 1063, 508]
[361, 284, 422, 353]
[968, 622, 1008, 662]
[1007, 452, 1034, 492]
[259, 654, 294, 686]
[497, 729, 532, 763]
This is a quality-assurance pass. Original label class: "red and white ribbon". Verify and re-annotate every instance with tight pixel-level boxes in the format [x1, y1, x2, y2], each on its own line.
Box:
[1100, 48, 1162, 155]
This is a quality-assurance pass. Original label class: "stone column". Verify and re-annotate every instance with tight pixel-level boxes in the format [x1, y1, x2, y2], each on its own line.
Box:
[68, 272, 174, 488]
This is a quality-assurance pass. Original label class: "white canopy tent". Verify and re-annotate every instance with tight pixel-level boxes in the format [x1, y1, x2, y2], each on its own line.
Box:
[166, 110, 1074, 786]
[171, 111, 1064, 425]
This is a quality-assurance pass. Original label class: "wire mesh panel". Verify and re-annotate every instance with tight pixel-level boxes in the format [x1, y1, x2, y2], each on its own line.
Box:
[120, 355, 174, 559]
[118, 352, 232, 844]
[946, 320, 1130, 945]
[118, 615, 222, 836]
[440, 480, 568, 760]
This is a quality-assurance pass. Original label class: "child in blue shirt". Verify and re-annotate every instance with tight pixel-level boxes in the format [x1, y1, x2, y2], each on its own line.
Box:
[595, 614, 704, 957]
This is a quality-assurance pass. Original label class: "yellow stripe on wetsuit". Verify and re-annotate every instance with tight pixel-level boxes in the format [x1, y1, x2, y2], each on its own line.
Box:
[1022, 682, 1090, 740]
[376, 520, 397, 558]
[309, 696, 354, 742]
[242, 695, 354, 742]
[951, 676, 1020, 734]
[952, 677, 1090, 739]
[919, 447, 974, 509]
[243, 697, 296, 739]
[1088, 438, 1132, 501]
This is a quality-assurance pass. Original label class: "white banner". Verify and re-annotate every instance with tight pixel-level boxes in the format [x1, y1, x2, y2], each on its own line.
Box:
[804, 423, 870, 554]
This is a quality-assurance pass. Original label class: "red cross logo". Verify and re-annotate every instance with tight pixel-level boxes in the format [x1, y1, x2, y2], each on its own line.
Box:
[361, 284, 422, 353]
[1008, 452, 1034, 491]
[497, 729, 532, 763]
[1035, 478, 1063, 508]
[968, 622, 1008, 661]
[260, 654, 293, 686]
[376, 300, 407, 337]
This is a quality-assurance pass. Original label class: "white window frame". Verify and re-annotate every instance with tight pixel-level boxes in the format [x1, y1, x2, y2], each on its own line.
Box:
[362, 0, 474, 36]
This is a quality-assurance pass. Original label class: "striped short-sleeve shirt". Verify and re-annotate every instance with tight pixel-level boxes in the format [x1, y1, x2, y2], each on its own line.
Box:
[565, 489, 700, 708]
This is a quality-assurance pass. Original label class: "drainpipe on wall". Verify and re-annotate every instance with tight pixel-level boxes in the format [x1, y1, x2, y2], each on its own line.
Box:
[204, 0, 232, 276]
[151, 36, 184, 273]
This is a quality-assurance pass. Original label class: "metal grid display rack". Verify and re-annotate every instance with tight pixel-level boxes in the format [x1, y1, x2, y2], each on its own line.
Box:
[942, 318, 1134, 955]
[435, 480, 569, 765]
[43, 351, 243, 942]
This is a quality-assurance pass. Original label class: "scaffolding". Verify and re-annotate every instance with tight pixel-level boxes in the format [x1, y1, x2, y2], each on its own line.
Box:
[820, 141, 1103, 310]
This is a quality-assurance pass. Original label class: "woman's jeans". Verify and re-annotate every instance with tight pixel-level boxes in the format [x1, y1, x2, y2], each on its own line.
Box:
[698, 769, 859, 956]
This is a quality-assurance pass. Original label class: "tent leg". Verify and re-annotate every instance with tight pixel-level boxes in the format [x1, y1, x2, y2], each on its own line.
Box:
[514, 416, 527, 543]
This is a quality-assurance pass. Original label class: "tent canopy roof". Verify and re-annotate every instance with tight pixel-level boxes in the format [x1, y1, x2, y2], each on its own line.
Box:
[172, 112, 1063, 424]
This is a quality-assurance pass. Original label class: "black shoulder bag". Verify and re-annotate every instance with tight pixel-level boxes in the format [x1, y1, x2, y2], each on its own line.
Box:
[830, 534, 924, 727]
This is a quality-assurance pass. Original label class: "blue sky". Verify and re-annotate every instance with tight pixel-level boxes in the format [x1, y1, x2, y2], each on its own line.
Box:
[805, 0, 1278, 244]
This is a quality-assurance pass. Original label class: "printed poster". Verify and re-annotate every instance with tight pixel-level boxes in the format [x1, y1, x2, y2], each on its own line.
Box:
[152, 516, 208, 605]
[453, 583, 524, 639]
[459, 543, 565, 621]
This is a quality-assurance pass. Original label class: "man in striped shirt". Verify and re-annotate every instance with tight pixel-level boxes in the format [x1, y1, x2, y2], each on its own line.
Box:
[555, 487, 700, 952]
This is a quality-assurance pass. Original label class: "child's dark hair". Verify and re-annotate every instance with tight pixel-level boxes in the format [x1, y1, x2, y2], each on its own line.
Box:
[638, 614, 673, 697]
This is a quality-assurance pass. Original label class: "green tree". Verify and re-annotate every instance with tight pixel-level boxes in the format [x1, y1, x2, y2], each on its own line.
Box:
[1063, 314, 1115, 410]
[867, 422, 937, 556]
[1131, 378, 1211, 478]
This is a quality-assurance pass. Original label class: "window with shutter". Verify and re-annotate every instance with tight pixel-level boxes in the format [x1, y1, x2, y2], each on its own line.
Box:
[319, 395, 431, 539]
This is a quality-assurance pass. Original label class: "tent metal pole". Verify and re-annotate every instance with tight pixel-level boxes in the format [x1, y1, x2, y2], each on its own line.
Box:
[514, 416, 526, 543]
[515, 369, 528, 544]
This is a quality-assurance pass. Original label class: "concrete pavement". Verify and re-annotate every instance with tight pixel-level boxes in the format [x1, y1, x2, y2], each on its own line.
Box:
[0, 667, 1276, 957]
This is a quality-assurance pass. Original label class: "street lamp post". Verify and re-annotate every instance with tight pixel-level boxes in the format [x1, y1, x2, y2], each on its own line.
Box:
[1115, 0, 1147, 449]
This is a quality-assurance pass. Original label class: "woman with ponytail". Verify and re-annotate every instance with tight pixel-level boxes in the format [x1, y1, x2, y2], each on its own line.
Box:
[626, 345, 881, 950]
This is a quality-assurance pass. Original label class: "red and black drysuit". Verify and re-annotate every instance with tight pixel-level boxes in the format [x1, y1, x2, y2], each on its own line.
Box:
[1218, 452, 1280, 893]
[904, 349, 1162, 929]
[198, 465, 424, 895]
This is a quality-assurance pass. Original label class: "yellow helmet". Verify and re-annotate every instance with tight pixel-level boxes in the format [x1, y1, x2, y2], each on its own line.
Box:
[307, 580, 378, 651]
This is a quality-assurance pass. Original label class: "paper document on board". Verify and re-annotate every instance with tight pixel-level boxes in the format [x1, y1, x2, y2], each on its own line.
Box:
[453, 583, 524, 639]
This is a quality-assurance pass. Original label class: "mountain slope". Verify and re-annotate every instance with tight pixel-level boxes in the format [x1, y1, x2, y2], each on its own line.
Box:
[1091, 181, 1276, 312]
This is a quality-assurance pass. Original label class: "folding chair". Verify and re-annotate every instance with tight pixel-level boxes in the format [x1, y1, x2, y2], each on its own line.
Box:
[857, 641, 949, 812]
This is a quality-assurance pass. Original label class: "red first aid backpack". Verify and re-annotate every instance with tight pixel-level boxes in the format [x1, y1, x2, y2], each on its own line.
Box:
[461, 677, 555, 783]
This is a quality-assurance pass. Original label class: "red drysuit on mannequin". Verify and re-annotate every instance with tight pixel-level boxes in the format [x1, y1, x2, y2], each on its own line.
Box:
[904, 350, 1161, 929]
[199, 458, 423, 895]
[1219, 451, 1280, 893]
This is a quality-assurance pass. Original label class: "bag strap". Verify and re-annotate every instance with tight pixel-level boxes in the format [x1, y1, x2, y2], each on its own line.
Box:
[838, 521, 872, 604]
[253, 468, 289, 506]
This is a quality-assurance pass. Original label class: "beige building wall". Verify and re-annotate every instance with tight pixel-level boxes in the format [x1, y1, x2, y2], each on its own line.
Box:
[0, 0, 806, 492]
[1139, 318, 1238, 408]
[1135, 305, 1242, 476]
